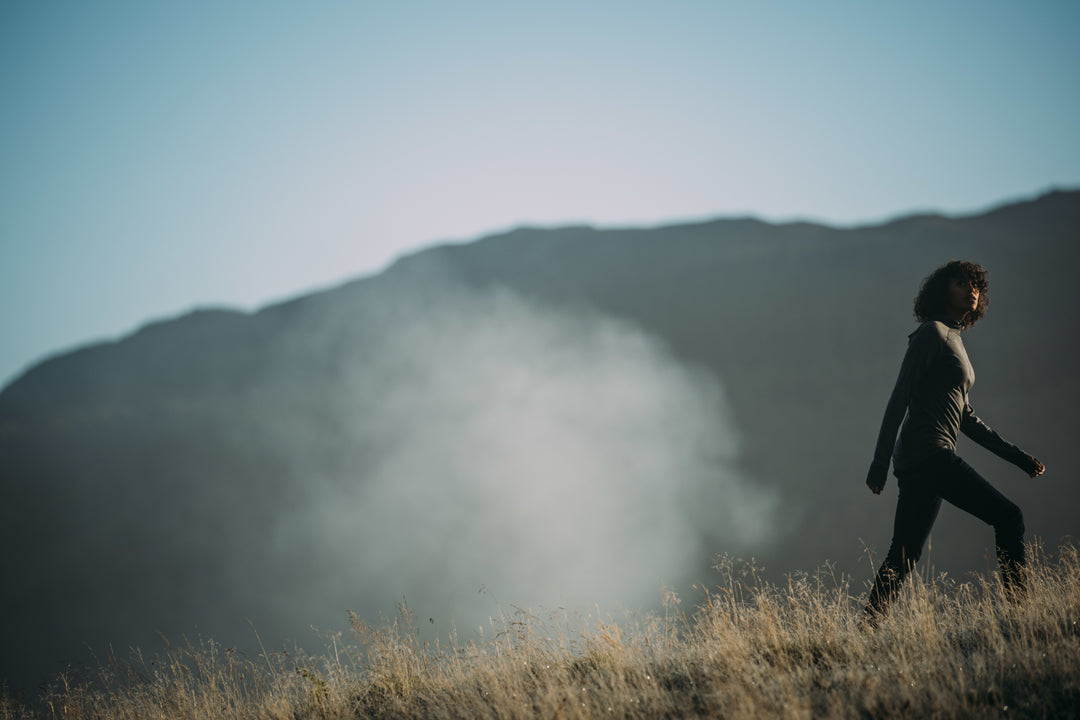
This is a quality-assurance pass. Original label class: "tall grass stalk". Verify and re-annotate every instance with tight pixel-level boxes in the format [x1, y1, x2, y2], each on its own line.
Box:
[4, 541, 1078, 719]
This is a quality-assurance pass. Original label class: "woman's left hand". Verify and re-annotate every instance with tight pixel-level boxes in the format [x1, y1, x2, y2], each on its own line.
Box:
[1019, 454, 1045, 478]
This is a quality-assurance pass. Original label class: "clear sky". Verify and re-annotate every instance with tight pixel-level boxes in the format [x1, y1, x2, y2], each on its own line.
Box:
[2, 1, 1078, 387]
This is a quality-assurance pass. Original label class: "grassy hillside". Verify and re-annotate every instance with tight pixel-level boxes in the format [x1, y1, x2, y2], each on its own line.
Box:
[4, 542, 1078, 719]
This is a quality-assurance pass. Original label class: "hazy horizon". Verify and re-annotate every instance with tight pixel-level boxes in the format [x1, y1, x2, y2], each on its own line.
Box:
[2, 186, 1071, 390]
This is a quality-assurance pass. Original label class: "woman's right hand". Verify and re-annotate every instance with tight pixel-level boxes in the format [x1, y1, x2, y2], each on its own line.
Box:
[866, 461, 888, 494]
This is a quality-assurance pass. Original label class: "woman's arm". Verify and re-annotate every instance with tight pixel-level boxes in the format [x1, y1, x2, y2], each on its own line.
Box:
[866, 325, 940, 494]
[961, 406, 1045, 477]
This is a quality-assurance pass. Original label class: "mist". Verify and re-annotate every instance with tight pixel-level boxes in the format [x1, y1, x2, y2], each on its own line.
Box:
[0, 262, 779, 687]
[251, 276, 777, 633]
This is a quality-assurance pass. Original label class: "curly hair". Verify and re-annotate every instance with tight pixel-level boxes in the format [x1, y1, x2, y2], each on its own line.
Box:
[913, 260, 989, 328]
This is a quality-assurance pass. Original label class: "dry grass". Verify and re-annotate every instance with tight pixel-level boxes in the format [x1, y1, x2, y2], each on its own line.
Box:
[4, 541, 1079, 719]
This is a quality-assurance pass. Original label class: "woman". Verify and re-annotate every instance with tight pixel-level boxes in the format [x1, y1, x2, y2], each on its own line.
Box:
[864, 260, 1044, 618]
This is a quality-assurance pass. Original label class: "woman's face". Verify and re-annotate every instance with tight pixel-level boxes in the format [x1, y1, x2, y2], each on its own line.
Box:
[947, 274, 980, 319]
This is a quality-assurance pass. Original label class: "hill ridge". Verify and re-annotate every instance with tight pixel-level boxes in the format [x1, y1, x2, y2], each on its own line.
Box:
[1, 187, 1078, 686]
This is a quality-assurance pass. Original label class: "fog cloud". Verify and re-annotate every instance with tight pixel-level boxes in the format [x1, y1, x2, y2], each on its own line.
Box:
[259, 278, 776, 630]
[0, 273, 779, 687]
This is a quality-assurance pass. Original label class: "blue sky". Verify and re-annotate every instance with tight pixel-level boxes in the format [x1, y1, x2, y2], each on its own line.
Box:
[2, 1, 1078, 386]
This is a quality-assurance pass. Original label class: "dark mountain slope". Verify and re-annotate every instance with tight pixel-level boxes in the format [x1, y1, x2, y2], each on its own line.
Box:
[1, 189, 1077, 687]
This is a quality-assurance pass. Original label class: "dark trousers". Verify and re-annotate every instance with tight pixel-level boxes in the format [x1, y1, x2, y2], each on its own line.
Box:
[866, 451, 1026, 615]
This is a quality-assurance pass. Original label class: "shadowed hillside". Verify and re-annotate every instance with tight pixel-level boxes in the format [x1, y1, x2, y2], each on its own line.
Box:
[1, 189, 1077, 687]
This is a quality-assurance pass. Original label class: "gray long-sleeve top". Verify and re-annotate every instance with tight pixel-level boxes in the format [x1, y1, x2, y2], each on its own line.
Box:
[872, 315, 1024, 475]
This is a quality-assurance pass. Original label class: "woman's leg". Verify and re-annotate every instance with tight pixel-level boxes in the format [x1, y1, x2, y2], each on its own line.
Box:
[933, 454, 1026, 595]
[865, 471, 943, 616]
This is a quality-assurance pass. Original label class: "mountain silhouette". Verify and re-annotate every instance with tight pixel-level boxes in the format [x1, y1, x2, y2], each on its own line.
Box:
[2, 189, 1077, 687]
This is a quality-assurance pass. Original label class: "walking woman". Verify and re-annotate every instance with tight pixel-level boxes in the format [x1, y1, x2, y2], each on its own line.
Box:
[864, 260, 1044, 618]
